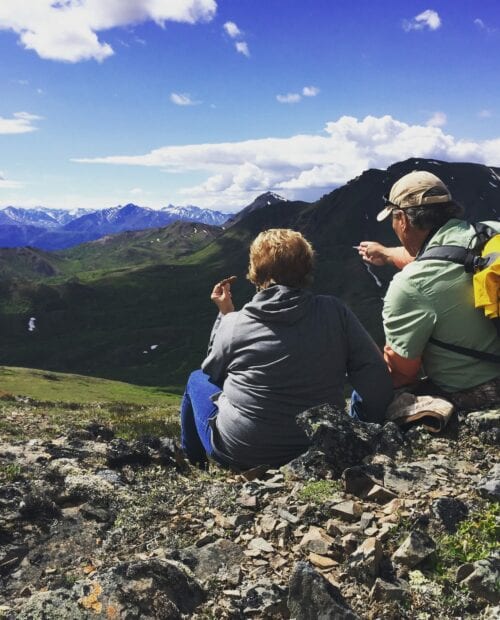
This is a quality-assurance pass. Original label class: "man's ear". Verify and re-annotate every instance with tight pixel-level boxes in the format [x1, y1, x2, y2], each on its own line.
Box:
[399, 211, 409, 232]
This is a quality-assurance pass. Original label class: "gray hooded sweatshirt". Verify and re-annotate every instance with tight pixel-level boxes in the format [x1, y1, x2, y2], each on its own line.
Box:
[202, 285, 392, 470]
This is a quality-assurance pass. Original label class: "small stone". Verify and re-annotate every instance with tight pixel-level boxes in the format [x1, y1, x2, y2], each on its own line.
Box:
[343, 466, 380, 497]
[299, 527, 334, 555]
[248, 537, 274, 553]
[370, 577, 408, 602]
[278, 509, 299, 524]
[383, 498, 403, 515]
[308, 553, 338, 570]
[366, 484, 397, 504]
[392, 531, 436, 568]
[359, 512, 375, 530]
[341, 533, 359, 555]
[349, 537, 383, 582]
[331, 501, 363, 522]
[456, 563, 475, 583]
[376, 523, 396, 542]
[238, 494, 258, 509]
[260, 515, 277, 534]
[325, 519, 342, 537]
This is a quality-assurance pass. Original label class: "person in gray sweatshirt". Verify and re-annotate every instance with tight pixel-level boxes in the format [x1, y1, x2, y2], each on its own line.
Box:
[180, 229, 393, 470]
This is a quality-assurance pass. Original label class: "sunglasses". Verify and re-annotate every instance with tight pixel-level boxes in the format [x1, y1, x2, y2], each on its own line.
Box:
[382, 194, 403, 216]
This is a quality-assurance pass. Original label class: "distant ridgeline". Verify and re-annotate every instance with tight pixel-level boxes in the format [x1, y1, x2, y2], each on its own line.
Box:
[0, 203, 234, 251]
[0, 159, 498, 388]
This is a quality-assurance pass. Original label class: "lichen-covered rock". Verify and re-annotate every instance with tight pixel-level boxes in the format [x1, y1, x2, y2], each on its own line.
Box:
[74, 558, 206, 618]
[478, 464, 500, 501]
[296, 405, 381, 477]
[14, 590, 90, 620]
[459, 554, 500, 604]
[173, 538, 244, 583]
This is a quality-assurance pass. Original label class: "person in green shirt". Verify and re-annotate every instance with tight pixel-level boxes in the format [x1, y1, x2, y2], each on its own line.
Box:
[360, 170, 499, 411]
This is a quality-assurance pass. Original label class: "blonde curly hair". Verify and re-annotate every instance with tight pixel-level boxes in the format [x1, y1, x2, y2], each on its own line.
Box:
[247, 229, 315, 289]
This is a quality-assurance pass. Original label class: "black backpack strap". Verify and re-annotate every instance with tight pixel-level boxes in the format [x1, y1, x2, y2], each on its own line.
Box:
[416, 245, 468, 265]
[472, 221, 496, 243]
[429, 336, 500, 364]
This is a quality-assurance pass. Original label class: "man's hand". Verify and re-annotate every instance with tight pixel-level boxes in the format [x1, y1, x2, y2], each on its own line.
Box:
[356, 243, 414, 269]
[210, 276, 236, 314]
[356, 241, 392, 266]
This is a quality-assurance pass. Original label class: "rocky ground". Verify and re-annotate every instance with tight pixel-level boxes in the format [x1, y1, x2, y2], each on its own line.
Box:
[0, 398, 499, 619]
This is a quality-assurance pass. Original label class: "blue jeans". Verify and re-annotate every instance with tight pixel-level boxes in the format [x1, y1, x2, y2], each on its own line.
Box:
[180, 370, 222, 467]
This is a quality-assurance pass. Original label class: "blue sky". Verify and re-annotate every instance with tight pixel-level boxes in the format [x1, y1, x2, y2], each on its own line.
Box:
[1, 0, 500, 212]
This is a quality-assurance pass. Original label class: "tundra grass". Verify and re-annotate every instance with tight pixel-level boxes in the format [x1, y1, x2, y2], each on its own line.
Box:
[0, 366, 181, 441]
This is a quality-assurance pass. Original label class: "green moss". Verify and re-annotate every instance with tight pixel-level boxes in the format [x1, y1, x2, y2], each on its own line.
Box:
[436, 503, 499, 569]
[297, 479, 342, 504]
[0, 463, 22, 482]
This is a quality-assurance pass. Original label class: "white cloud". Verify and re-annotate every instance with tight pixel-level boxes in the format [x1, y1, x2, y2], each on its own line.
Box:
[0, 111, 42, 134]
[73, 114, 500, 209]
[223, 21, 242, 39]
[276, 93, 302, 104]
[0, 0, 217, 63]
[478, 109, 493, 119]
[403, 9, 441, 32]
[426, 111, 447, 127]
[235, 41, 250, 57]
[474, 18, 497, 34]
[302, 86, 320, 97]
[0, 172, 22, 189]
[170, 92, 199, 106]
[129, 187, 143, 196]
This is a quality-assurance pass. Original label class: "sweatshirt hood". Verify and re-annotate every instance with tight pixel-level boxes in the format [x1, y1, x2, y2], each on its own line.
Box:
[242, 285, 312, 324]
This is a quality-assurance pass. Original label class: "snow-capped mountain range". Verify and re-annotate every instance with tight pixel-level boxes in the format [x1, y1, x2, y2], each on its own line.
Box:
[0, 202, 239, 250]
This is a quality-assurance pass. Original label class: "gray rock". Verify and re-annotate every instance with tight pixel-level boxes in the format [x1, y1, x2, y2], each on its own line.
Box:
[383, 463, 428, 494]
[174, 538, 244, 583]
[282, 448, 333, 481]
[14, 590, 89, 619]
[62, 473, 115, 505]
[431, 497, 468, 532]
[478, 464, 500, 501]
[374, 422, 406, 458]
[296, 405, 381, 477]
[0, 545, 28, 577]
[287, 561, 359, 619]
[241, 580, 288, 615]
[392, 531, 436, 568]
[342, 465, 383, 498]
[74, 558, 205, 618]
[18, 491, 60, 520]
[106, 438, 152, 468]
[460, 555, 500, 604]
[349, 537, 383, 583]
[370, 577, 409, 602]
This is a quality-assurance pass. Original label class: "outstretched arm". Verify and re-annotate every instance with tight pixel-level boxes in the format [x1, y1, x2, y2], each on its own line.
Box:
[357, 242, 413, 270]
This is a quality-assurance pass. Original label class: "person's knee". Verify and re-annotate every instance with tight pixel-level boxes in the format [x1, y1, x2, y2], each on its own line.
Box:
[187, 369, 206, 389]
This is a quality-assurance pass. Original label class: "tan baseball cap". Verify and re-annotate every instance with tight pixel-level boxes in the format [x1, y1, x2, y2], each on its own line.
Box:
[376, 170, 452, 222]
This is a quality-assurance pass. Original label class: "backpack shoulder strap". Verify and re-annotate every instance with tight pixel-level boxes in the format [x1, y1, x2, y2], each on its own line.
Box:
[416, 245, 467, 265]
[429, 336, 500, 364]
